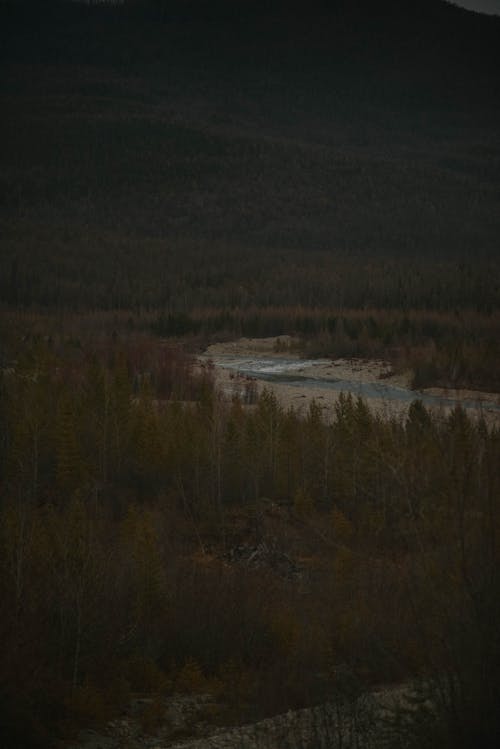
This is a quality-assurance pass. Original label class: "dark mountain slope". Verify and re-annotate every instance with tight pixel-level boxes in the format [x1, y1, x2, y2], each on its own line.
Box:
[1, 0, 499, 311]
[2, 0, 499, 102]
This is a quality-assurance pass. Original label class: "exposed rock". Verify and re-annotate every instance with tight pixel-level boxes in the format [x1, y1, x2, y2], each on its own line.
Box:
[224, 541, 303, 580]
[69, 685, 410, 749]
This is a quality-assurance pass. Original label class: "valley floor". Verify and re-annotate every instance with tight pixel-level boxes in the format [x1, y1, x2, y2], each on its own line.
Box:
[202, 337, 500, 424]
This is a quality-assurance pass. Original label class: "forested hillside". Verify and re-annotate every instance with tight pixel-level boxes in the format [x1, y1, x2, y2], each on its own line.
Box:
[2, 0, 500, 388]
[2, 0, 500, 310]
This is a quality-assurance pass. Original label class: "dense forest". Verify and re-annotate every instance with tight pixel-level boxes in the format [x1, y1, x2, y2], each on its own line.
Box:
[1, 1, 500, 747]
[1, 331, 499, 747]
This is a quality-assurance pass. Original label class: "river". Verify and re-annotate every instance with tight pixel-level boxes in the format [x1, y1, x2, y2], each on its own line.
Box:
[205, 354, 500, 418]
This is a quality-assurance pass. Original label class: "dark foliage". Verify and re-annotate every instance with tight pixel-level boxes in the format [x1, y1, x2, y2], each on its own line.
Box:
[0, 332, 499, 746]
[1, 0, 499, 314]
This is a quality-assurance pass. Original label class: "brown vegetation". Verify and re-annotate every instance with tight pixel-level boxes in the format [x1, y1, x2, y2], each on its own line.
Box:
[0, 330, 499, 746]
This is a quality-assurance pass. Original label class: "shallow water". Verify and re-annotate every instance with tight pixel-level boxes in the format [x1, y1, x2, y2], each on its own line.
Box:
[208, 355, 500, 415]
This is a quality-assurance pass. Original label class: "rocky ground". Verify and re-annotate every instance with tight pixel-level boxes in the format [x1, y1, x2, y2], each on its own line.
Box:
[67, 685, 407, 749]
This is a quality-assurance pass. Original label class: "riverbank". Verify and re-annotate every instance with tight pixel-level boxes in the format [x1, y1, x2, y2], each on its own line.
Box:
[202, 337, 500, 424]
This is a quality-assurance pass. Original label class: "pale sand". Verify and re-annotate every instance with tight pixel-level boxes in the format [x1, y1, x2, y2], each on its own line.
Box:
[211, 366, 409, 421]
[205, 336, 409, 384]
[201, 337, 500, 425]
